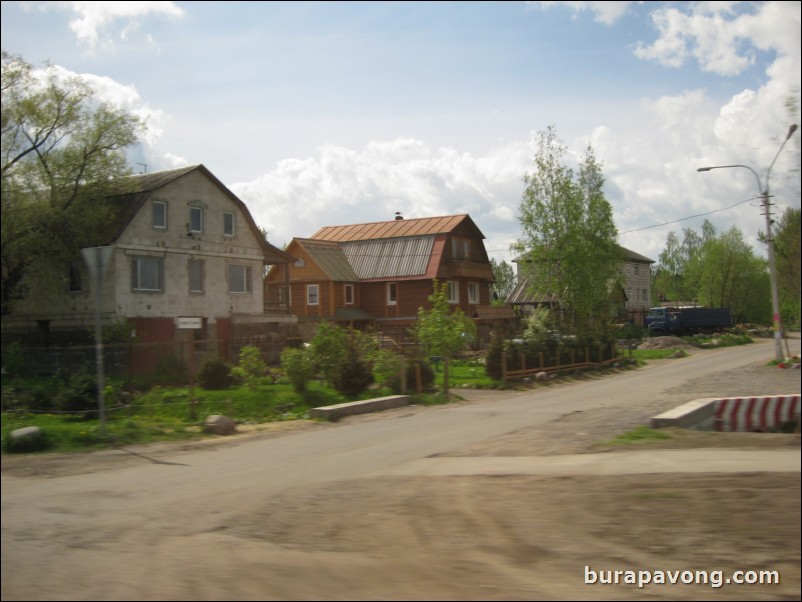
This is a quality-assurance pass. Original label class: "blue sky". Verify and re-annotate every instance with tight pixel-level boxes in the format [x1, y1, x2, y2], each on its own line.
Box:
[2, 1, 800, 265]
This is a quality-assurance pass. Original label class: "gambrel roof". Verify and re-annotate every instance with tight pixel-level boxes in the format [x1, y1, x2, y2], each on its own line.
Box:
[101, 164, 292, 264]
[311, 214, 484, 242]
[306, 214, 486, 281]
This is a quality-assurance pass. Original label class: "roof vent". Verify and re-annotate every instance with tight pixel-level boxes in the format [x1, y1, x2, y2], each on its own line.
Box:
[395, 212, 403, 221]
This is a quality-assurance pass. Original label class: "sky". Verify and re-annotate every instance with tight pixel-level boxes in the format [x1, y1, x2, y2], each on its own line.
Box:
[2, 1, 800, 267]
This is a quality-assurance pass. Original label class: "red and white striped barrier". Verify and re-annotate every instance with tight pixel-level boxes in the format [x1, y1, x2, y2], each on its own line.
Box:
[714, 395, 801, 432]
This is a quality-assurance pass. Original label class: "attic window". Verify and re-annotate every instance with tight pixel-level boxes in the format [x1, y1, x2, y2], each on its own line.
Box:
[223, 212, 235, 236]
[189, 206, 203, 233]
[152, 201, 167, 229]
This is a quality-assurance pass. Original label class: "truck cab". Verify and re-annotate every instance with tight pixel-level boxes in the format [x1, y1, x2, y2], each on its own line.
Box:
[645, 307, 667, 332]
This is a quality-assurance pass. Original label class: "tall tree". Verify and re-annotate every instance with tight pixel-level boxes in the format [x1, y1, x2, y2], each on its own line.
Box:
[512, 126, 620, 332]
[1, 51, 143, 314]
[490, 258, 515, 304]
[773, 207, 801, 325]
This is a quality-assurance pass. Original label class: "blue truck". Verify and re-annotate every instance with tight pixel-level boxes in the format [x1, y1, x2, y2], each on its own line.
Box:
[645, 306, 733, 335]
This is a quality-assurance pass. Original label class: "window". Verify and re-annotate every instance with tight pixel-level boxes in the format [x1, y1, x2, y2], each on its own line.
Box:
[641, 288, 648, 301]
[387, 282, 397, 306]
[189, 259, 204, 293]
[152, 201, 167, 229]
[189, 206, 203, 233]
[307, 284, 319, 305]
[634, 264, 640, 275]
[344, 284, 354, 305]
[451, 238, 470, 258]
[467, 282, 479, 304]
[131, 257, 163, 292]
[223, 212, 235, 236]
[447, 281, 459, 303]
[278, 285, 289, 306]
[228, 264, 251, 293]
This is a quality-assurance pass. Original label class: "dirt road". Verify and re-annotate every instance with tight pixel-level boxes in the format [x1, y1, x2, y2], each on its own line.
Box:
[2, 338, 800, 601]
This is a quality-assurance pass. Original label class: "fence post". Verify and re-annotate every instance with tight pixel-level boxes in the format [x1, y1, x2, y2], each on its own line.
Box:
[539, 351, 544, 370]
[570, 348, 575, 366]
[501, 350, 507, 385]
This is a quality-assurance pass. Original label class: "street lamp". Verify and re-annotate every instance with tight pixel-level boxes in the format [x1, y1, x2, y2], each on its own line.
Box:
[697, 123, 798, 363]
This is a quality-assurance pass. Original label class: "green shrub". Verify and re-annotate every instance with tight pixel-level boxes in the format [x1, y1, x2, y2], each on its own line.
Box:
[331, 340, 374, 398]
[55, 372, 99, 419]
[234, 346, 268, 388]
[281, 347, 314, 393]
[197, 357, 235, 390]
[387, 359, 435, 395]
[4, 428, 52, 453]
[484, 332, 505, 380]
[3, 341, 26, 378]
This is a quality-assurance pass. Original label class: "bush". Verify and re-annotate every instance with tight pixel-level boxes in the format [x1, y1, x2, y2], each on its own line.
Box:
[55, 372, 99, 419]
[4, 428, 52, 453]
[484, 332, 505, 380]
[234, 346, 268, 388]
[197, 357, 235, 390]
[402, 359, 436, 393]
[281, 347, 315, 393]
[330, 340, 374, 398]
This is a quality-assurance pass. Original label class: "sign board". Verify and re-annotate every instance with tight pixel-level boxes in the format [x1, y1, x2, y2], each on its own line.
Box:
[81, 246, 113, 279]
[176, 317, 203, 329]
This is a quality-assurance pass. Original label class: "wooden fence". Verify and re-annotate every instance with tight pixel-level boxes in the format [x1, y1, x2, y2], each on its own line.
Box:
[501, 343, 624, 383]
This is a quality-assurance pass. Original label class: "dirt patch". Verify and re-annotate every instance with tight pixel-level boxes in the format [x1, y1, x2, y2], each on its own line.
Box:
[638, 335, 696, 350]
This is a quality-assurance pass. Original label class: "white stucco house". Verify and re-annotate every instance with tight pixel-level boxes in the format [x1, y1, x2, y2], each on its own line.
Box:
[2, 165, 296, 360]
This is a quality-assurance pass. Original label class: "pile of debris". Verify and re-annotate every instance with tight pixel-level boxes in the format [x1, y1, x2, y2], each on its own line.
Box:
[638, 336, 696, 350]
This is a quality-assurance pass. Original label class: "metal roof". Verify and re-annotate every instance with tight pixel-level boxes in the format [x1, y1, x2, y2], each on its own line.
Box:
[341, 236, 434, 279]
[311, 214, 482, 242]
[295, 239, 359, 281]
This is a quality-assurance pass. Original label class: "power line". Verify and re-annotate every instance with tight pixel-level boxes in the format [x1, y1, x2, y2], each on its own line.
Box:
[620, 196, 759, 234]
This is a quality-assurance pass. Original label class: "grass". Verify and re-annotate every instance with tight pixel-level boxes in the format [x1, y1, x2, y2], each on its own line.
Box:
[432, 358, 500, 390]
[1, 376, 402, 454]
[605, 426, 673, 445]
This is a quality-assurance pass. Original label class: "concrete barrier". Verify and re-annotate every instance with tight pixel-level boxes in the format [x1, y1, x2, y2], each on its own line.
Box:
[310, 395, 411, 421]
[713, 394, 801, 432]
[651, 398, 717, 430]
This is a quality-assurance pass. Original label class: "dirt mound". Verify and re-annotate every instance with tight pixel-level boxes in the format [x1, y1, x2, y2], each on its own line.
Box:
[638, 335, 695, 350]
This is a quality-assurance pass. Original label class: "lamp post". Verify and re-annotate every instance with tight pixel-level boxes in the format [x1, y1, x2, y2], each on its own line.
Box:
[697, 123, 798, 363]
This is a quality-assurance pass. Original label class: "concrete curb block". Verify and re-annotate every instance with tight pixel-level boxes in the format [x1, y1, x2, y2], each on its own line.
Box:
[310, 395, 411, 421]
[652, 394, 801, 432]
[651, 398, 718, 430]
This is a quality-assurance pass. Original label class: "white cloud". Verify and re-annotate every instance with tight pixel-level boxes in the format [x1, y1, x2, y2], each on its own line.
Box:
[532, 1, 634, 25]
[231, 139, 532, 258]
[634, 1, 799, 76]
[25, 1, 184, 48]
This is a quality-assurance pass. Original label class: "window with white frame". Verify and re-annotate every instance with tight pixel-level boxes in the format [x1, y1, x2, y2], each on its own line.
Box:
[189, 206, 203, 233]
[387, 282, 397, 305]
[228, 264, 251, 293]
[152, 201, 167, 229]
[307, 284, 319, 305]
[131, 257, 163, 292]
[447, 281, 459, 303]
[188, 259, 204, 293]
[344, 284, 354, 305]
[467, 282, 479, 304]
[223, 212, 235, 236]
